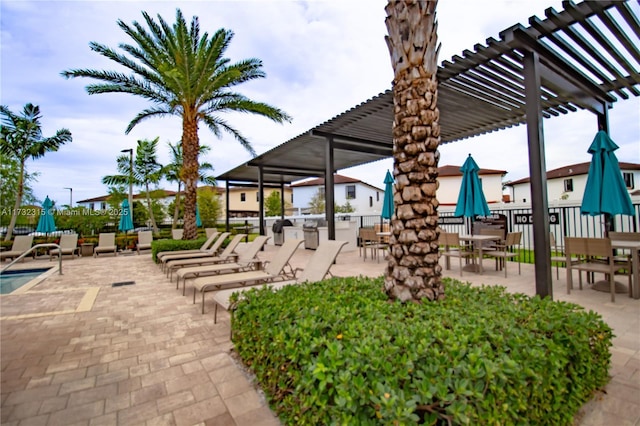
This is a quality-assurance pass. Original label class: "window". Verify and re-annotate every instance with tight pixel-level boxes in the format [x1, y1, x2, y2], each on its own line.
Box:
[100, 202, 106, 210]
[369, 196, 373, 207]
[240, 193, 246, 202]
[256, 192, 260, 202]
[346, 185, 356, 199]
[376, 192, 380, 202]
[623, 172, 634, 189]
[291, 193, 294, 203]
[89, 203, 94, 210]
[563, 178, 573, 192]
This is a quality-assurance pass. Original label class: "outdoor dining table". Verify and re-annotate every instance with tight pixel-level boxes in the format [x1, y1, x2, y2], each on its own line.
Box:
[459, 234, 502, 274]
[611, 239, 640, 299]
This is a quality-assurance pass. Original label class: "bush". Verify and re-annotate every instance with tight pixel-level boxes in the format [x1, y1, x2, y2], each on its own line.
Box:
[150, 237, 207, 262]
[232, 277, 612, 425]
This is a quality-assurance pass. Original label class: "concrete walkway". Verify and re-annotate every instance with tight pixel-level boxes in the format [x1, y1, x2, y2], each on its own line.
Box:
[1, 243, 638, 425]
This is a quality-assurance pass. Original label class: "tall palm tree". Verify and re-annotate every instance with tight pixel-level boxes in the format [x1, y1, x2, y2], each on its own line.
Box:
[103, 138, 163, 234]
[164, 141, 216, 229]
[384, 0, 443, 302]
[62, 9, 291, 239]
[0, 103, 72, 241]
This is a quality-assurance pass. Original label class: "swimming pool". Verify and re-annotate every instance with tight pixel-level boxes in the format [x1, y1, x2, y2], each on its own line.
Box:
[0, 268, 53, 294]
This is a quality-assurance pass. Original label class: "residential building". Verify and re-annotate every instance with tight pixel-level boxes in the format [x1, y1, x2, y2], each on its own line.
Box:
[436, 165, 507, 206]
[77, 190, 177, 211]
[215, 186, 293, 218]
[505, 162, 640, 203]
[290, 175, 384, 215]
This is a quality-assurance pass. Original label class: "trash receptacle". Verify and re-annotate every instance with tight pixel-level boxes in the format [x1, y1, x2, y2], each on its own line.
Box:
[303, 222, 319, 250]
[272, 219, 293, 246]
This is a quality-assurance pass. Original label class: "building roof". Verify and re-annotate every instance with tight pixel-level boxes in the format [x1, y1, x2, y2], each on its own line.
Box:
[77, 189, 177, 204]
[506, 162, 640, 185]
[291, 174, 361, 187]
[438, 165, 506, 177]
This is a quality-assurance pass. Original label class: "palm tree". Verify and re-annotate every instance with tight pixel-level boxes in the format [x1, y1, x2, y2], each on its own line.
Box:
[102, 138, 163, 234]
[62, 9, 291, 239]
[164, 141, 216, 229]
[0, 103, 72, 241]
[384, 0, 443, 302]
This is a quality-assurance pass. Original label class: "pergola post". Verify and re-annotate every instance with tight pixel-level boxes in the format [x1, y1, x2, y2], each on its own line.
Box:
[523, 50, 553, 299]
[225, 182, 230, 232]
[325, 136, 336, 240]
[280, 182, 285, 219]
[258, 166, 265, 236]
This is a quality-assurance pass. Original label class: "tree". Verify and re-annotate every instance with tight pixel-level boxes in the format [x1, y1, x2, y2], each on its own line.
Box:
[384, 0, 443, 302]
[308, 189, 325, 215]
[264, 190, 292, 217]
[62, 9, 291, 240]
[197, 187, 222, 228]
[163, 141, 216, 229]
[0, 103, 72, 240]
[335, 200, 355, 214]
[102, 138, 163, 234]
[0, 152, 39, 221]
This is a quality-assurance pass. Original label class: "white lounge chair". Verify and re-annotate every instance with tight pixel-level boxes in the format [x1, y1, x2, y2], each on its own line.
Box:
[0, 235, 34, 262]
[94, 233, 117, 257]
[156, 231, 219, 260]
[137, 231, 153, 254]
[160, 232, 231, 272]
[49, 234, 79, 260]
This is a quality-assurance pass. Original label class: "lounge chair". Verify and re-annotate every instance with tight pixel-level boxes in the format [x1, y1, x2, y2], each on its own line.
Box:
[210, 240, 348, 322]
[165, 233, 247, 281]
[205, 228, 217, 238]
[0, 235, 35, 262]
[191, 238, 306, 313]
[136, 231, 153, 254]
[174, 236, 271, 294]
[94, 233, 117, 257]
[172, 229, 184, 239]
[160, 232, 230, 272]
[49, 234, 79, 260]
[156, 231, 220, 261]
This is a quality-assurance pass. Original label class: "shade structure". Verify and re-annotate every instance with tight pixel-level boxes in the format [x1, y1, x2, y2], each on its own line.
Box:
[454, 154, 491, 218]
[381, 170, 394, 220]
[195, 203, 202, 227]
[581, 131, 634, 217]
[118, 199, 134, 232]
[36, 196, 56, 234]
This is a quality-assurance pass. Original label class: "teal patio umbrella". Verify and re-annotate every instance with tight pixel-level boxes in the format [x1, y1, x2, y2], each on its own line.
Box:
[36, 196, 56, 235]
[381, 170, 394, 220]
[118, 199, 134, 233]
[581, 130, 634, 221]
[195, 203, 202, 227]
[454, 154, 491, 219]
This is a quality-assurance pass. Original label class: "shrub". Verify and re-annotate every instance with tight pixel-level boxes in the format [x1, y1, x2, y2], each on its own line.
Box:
[232, 277, 612, 425]
[151, 237, 207, 262]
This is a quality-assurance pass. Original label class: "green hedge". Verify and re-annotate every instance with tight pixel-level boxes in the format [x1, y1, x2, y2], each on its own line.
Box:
[150, 238, 208, 262]
[232, 277, 612, 425]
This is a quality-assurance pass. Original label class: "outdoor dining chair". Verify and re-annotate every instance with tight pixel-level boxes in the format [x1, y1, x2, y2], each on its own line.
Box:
[485, 232, 522, 277]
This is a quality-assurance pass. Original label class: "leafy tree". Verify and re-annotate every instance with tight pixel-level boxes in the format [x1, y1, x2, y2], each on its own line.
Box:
[0, 152, 38, 223]
[0, 103, 72, 240]
[335, 200, 355, 213]
[197, 187, 222, 227]
[163, 141, 216, 229]
[264, 190, 292, 217]
[308, 188, 325, 215]
[102, 138, 163, 234]
[62, 9, 291, 239]
[385, 1, 443, 302]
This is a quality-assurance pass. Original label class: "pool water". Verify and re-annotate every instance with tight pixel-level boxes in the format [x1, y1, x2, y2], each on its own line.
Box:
[0, 268, 52, 294]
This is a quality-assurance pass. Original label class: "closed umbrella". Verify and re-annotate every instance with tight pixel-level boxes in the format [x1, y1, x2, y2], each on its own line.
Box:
[454, 154, 491, 219]
[36, 196, 56, 236]
[195, 203, 202, 227]
[381, 170, 394, 220]
[581, 130, 634, 220]
[118, 199, 134, 233]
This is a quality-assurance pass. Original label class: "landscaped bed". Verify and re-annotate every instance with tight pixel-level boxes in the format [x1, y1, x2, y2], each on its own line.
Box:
[231, 277, 612, 425]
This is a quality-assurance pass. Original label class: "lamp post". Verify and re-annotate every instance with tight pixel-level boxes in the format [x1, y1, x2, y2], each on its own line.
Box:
[121, 148, 134, 212]
[64, 187, 73, 208]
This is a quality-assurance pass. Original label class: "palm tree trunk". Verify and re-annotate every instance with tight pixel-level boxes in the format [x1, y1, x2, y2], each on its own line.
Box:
[4, 160, 26, 241]
[384, 0, 443, 302]
[144, 183, 159, 234]
[182, 116, 199, 240]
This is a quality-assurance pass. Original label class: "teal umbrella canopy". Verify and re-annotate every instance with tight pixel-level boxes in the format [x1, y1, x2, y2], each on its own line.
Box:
[118, 199, 134, 232]
[195, 203, 202, 227]
[36, 196, 56, 234]
[454, 154, 491, 218]
[581, 131, 635, 217]
[381, 170, 394, 220]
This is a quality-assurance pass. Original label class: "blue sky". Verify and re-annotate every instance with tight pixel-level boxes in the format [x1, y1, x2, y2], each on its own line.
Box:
[1, 0, 638, 207]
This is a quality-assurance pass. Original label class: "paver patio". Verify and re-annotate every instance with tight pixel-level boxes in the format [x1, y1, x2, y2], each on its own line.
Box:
[1, 242, 638, 425]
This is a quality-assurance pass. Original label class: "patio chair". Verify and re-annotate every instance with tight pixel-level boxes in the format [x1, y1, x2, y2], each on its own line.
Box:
[440, 232, 476, 276]
[173, 236, 271, 294]
[485, 231, 522, 277]
[49, 234, 79, 260]
[550, 232, 578, 280]
[192, 239, 305, 313]
[211, 240, 349, 324]
[165, 233, 246, 281]
[172, 229, 184, 240]
[0, 235, 34, 262]
[136, 231, 153, 254]
[160, 232, 230, 272]
[156, 231, 219, 261]
[565, 237, 631, 303]
[93, 233, 117, 257]
[205, 228, 217, 238]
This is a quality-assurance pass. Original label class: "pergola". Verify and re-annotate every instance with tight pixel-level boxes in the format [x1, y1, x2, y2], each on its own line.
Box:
[217, 0, 640, 298]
